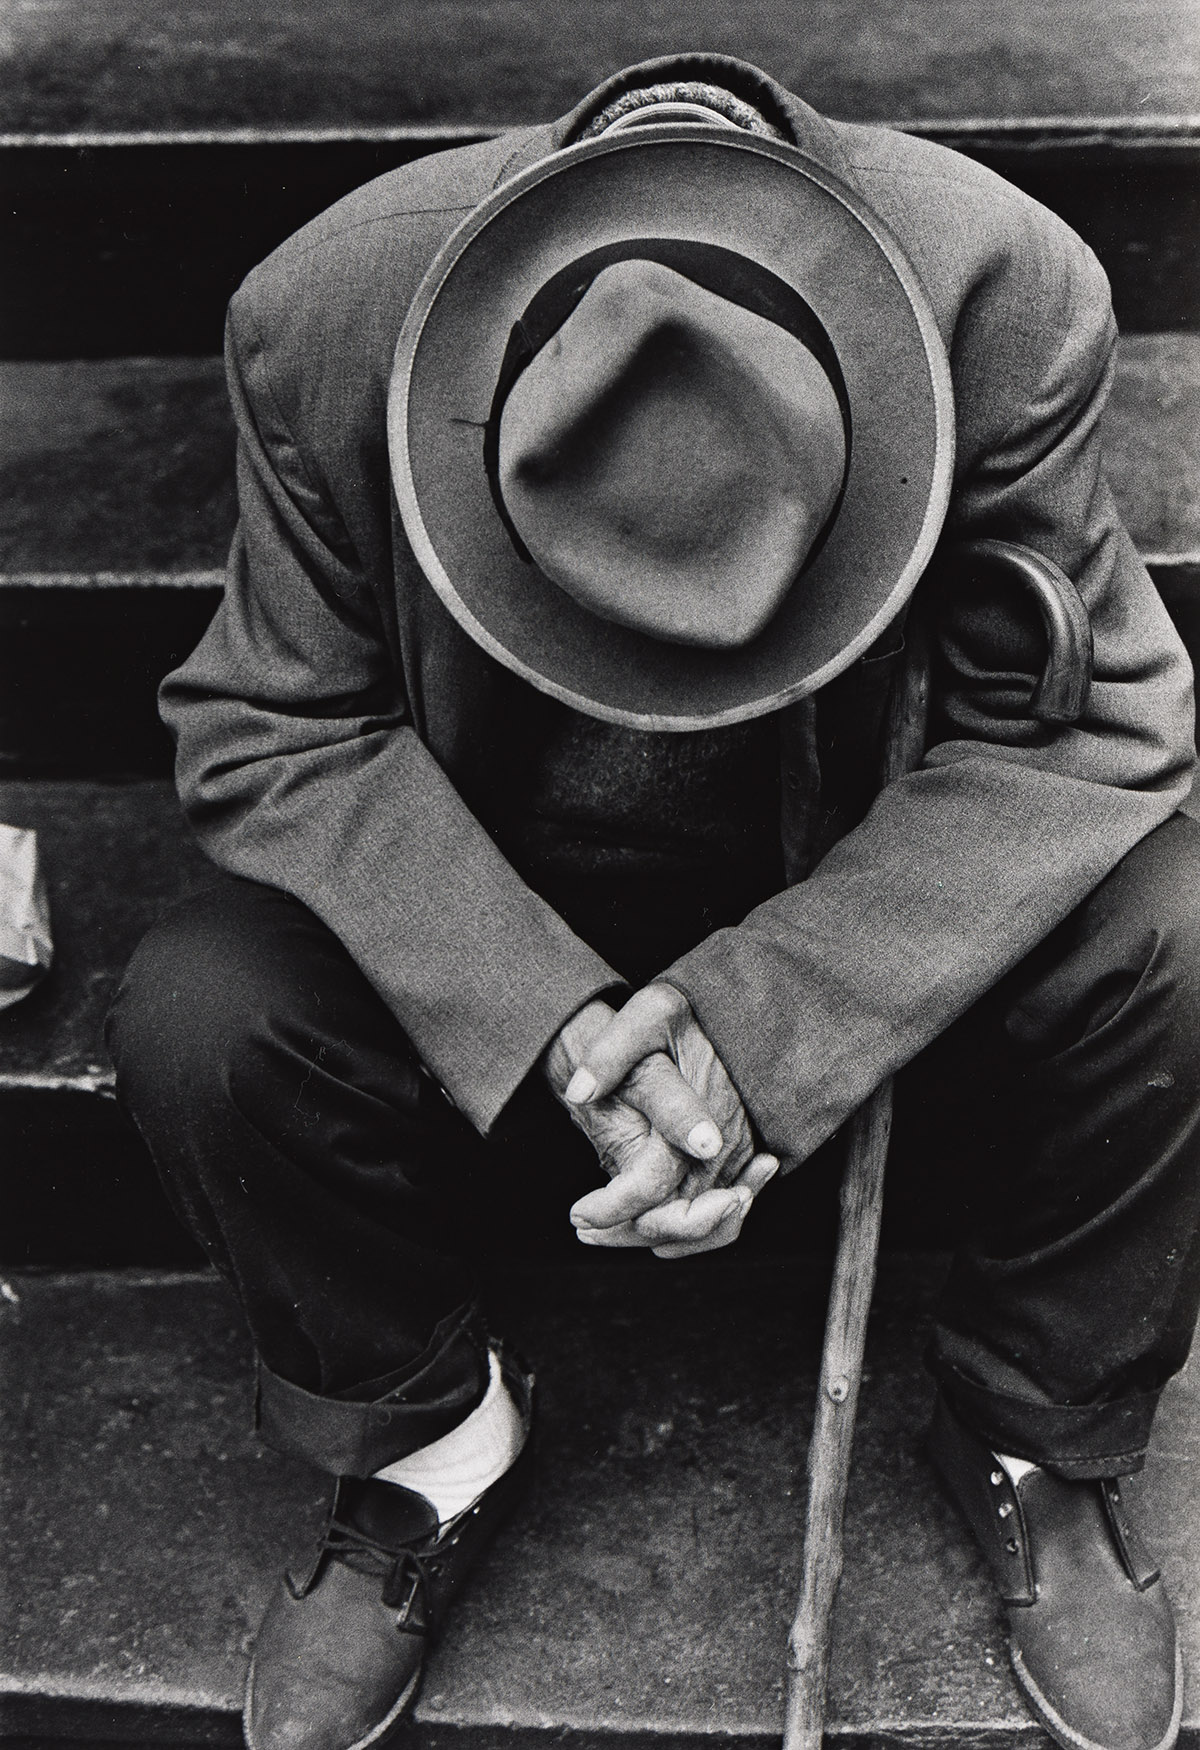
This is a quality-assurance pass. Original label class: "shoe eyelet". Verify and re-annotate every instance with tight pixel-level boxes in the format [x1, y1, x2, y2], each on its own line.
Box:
[1005, 1538, 1020, 1554]
[998, 1503, 1012, 1518]
[990, 1470, 1004, 1486]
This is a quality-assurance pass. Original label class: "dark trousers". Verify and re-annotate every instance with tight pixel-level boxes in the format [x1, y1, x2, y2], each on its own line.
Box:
[107, 813, 1200, 1482]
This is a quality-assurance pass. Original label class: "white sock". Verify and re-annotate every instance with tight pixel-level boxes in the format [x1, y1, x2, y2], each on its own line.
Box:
[372, 1350, 525, 1527]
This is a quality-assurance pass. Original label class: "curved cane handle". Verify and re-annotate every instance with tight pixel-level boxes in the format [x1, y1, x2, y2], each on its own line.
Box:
[950, 538, 1094, 725]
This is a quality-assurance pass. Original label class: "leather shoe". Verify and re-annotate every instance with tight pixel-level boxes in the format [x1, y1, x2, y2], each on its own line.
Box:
[928, 1393, 1181, 1750]
[244, 1356, 533, 1750]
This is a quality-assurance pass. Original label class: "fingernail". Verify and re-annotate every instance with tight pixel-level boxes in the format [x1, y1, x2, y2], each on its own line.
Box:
[564, 1068, 597, 1104]
[760, 1159, 780, 1182]
[687, 1120, 722, 1159]
[570, 1212, 594, 1229]
[576, 1229, 599, 1245]
[735, 1186, 753, 1210]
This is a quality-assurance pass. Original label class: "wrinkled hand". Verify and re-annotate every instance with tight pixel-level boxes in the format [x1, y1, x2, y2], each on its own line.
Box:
[543, 988, 778, 1258]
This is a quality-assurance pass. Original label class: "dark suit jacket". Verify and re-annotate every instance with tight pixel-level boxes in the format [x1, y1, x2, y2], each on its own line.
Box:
[160, 53, 1196, 1168]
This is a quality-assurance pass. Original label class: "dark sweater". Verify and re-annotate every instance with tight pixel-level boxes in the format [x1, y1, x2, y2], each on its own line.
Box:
[480, 676, 785, 986]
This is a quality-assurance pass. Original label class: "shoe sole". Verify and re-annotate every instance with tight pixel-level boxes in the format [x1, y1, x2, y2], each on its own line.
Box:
[1010, 1639, 1183, 1750]
[243, 1660, 421, 1750]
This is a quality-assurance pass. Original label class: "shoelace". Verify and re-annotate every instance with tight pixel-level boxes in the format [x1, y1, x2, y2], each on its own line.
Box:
[299, 1515, 438, 1634]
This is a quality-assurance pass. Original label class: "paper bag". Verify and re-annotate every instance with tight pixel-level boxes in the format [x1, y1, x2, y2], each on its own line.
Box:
[0, 824, 53, 1010]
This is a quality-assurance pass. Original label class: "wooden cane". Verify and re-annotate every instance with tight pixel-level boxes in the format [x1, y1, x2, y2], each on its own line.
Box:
[782, 618, 931, 1750]
[781, 541, 1093, 1750]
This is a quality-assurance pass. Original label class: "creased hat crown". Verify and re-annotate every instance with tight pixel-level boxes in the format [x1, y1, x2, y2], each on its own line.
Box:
[497, 259, 847, 649]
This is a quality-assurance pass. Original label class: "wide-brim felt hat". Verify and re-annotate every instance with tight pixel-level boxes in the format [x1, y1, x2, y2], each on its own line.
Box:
[389, 124, 955, 731]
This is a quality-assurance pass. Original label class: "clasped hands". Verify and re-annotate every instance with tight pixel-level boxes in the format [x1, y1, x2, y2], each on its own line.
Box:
[542, 983, 779, 1258]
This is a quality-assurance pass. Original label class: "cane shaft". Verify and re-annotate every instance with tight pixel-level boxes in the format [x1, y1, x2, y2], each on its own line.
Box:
[782, 623, 930, 1750]
[783, 1087, 893, 1749]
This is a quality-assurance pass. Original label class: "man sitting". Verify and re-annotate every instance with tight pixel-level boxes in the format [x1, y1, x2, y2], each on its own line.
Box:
[109, 54, 1199, 1750]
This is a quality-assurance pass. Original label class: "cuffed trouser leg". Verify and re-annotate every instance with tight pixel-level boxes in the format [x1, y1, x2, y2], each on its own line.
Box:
[922, 812, 1200, 1477]
[106, 875, 596, 1471]
[252, 1304, 490, 1477]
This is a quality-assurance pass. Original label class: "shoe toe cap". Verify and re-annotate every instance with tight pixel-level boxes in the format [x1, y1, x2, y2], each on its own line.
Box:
[1011, 1581, 1181, 1750]
[245, 1571, 422, 1750]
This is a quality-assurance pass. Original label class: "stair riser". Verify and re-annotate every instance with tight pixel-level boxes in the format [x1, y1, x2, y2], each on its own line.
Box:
[0, 584, 221, 778]
[1, 1088, 204, 1267]
[2, 135, 1197, 357]
[7, 0, 1200, 134]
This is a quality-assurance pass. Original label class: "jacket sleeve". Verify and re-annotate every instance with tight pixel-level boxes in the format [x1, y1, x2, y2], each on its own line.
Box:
[160, 291, 618, 1134]
[665, 233, 1196, 1169]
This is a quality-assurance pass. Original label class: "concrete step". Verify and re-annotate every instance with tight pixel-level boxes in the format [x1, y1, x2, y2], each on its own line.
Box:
[0, 781, 209, 1091]
[1109, 335, 1200, 560]
[4, 0, 1198, 131]
[2, 337, 1196, 778]
[2, 1259, 1196, 1746]
[5, 127, 1195, 356]
[4, 2, 1196, 354]
[0, 780, 212, 1266]
[0, 361, 229, 779]
[0, 359, 235, 575]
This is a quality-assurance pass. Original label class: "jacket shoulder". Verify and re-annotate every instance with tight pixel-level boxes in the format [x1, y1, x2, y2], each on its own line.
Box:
[832, 120, 1110, 336]
[231, 131, 521, 342]
[831, 121, 1115, 472]
[835, 119, 1075, 237]
[223, 132, 534, 501]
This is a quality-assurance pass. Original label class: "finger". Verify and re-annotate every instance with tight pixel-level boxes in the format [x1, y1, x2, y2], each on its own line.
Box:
[732, 1154, 780, 1196]
[577, 1176, 763, 1255]
[562, 984, 684, 1104]
[650, 1200, 747, 1258]
[648, 1167, 776, 1258]
[620, 1146, 774, 1224]
[630, 1185, 749, 1245]
[568, 1133, 686, 1228]
[678, 1149, 776, 1201]
[575, 1219, 659, 1248]
[676, 1134, 756, 1199]
[542, 998, 617, 1095]
[624, 1052, 724, 1162]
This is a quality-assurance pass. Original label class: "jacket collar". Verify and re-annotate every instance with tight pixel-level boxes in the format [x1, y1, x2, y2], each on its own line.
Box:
[492, 52, 860, 191]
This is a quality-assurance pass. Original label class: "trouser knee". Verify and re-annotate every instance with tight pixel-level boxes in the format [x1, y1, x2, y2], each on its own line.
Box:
[107, 876, 488, 1396]
[107, 874, 436, 1231]
[1005, 811, 1200, 1068]
[111, 879, 327, 1162]
[109, 879, 268, 1117]
[928, 814, 1200, 1464]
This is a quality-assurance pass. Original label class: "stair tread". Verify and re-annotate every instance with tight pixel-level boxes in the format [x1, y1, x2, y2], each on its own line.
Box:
[2, 335, 1198, 579]
[2, 1261, 1196, 1743]
[1107, 334, 1200, 556]
[0, 360, 235, 578]
[3, 0, 1199, 134]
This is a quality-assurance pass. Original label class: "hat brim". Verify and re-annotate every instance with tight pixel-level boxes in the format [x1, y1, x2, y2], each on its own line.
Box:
[389, 126, 954, 731]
